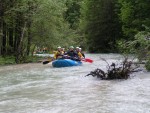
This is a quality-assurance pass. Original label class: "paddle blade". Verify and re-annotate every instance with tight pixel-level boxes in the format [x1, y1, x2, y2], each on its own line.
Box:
[43, 57, 54, 65]
[82, 58, 93, 63]
[85, 58, 93, 63]
[43, 60, 50, 64]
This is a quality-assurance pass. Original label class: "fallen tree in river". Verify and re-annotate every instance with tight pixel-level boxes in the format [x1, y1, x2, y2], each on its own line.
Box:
[86, 58, 141, 80]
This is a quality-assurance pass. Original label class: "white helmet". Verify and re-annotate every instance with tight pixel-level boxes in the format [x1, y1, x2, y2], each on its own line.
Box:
[69, 46, 74, 49]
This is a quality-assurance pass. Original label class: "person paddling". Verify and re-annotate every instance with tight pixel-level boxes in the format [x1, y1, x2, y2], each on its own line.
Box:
[79, 47, 85, 58]
[76, 47, 84, 60]
[54, 46, 64, 59]
[65, 46, 80, 61]
[61, 48, 66, 54]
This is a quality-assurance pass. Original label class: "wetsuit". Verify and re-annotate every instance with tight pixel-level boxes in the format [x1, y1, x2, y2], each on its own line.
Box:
[65, 50, 80, 61]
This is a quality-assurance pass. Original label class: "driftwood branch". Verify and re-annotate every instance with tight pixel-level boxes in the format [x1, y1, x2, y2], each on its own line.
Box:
[86, 58, 141, 80]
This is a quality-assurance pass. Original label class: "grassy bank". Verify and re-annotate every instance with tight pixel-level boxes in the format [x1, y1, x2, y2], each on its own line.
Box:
[0, 56, 44, 65]
[0, 56, 16, 65]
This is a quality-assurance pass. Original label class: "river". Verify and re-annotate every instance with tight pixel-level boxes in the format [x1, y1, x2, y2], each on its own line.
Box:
[0, 54, 150, 113]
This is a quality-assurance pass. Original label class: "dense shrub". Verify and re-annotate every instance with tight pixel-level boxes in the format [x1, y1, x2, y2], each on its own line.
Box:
[145, 59, 150, 71]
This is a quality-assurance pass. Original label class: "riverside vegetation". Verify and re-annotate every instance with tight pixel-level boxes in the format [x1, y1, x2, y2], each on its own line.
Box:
[0, 0, 150, 71]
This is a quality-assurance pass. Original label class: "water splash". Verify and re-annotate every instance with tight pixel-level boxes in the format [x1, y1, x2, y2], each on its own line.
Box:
[0, 54, 150, 113]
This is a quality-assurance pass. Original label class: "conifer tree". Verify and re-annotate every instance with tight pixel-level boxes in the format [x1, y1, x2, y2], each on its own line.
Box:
[81, 0, 122, 52]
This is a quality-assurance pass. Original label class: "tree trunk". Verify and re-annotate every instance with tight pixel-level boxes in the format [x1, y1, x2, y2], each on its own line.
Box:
[8, 27, 14, 54]
[0, 21, 2, 56]
[31, 44, 36, 56]
[26, 20, 32, 56]
[14, 19, 21, 53]
[15, 22, 26, 63]
[0, 1, 3, 55]
[26, 1, 34, 56]
[2, 22, 7, 55]
[0, 26, 2, 56]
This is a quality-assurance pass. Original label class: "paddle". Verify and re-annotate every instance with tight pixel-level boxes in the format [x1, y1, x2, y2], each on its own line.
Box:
[43, 57, 54, 64]
[43, 55, 66, 65]
[82, 58, 93, 63]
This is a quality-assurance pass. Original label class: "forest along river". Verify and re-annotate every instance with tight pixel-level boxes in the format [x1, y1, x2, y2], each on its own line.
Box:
[0, 54, 150, 113]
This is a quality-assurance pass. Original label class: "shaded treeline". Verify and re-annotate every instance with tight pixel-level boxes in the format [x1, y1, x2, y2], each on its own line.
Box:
[80, 0, 122, 53]
[0, 0, 38, 63]
[0, 0, 81, 63]
[80, 0, 150, 53]
[0, 0, 150, 63]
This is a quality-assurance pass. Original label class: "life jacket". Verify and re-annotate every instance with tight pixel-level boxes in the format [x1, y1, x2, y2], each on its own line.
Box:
[81, 52, 85, 58]
[61, 51, 65, 55]
[54, 51, 63, 59]
[77, 52, 83, 59]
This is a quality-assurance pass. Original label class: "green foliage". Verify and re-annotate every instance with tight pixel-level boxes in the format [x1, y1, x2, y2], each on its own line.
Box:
[117, 26, 150, 63]
[117, 39, 132, 54]
[118, 0, 150, 70]
[0, 55, 44, 65]
[24, 55, 43, 63]
[129, 30, 150, 61]
[80, 0, 122, 53]
[1, 0, 81, 63]
[1, 0, 150, 64]
[118, 0, 150, 40]
[0, 0, 40, 62]
[65, 0, 83, 29]
[0, 56, 16, 65]
[31, 0, 80, 49]
[145, 59, 150, 71]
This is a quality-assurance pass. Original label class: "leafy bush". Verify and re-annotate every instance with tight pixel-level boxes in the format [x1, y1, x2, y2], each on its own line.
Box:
[0, 55, 43, 65]
[0, 56, 16, 65]
[117, 27, 150, 62]
[132, 31, 150, 61]
[117, 26, 150, 71]
[145, 59, 150, 71]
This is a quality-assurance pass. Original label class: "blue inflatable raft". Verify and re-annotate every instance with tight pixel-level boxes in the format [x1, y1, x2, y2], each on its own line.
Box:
[52, 59, 82, 68]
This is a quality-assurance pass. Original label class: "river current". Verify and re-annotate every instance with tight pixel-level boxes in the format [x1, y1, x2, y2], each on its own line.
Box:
[0, 54, 150, 113]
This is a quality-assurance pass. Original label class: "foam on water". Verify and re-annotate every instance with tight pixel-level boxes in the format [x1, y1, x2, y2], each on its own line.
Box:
[0, 54, 150, 113]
